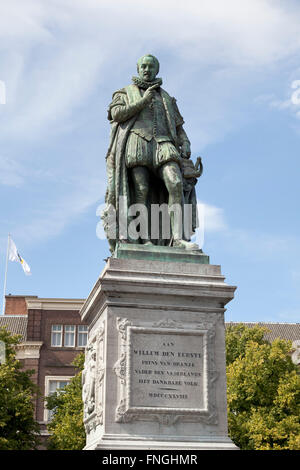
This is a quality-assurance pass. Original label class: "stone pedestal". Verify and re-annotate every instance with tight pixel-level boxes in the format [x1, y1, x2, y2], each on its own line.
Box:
[80, 254, 238, 450]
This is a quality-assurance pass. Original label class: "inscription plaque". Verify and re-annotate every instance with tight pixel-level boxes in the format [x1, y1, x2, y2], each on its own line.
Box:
[129, 328, 205, 409]
[115, 319, 218, 424]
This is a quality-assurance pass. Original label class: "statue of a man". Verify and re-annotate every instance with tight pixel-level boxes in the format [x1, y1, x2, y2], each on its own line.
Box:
[103, 54, 199, 253]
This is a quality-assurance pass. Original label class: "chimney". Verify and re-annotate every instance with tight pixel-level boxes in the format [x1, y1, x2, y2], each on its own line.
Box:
[4, 295, 37, 315]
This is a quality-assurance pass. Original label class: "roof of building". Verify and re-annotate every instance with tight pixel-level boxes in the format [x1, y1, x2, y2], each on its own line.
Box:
[25, 297, 85, 311]
[226, 322, 300, 343]
[0, 315, 28, 341]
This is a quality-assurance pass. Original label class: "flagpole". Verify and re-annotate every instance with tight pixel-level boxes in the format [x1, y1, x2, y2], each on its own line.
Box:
[2, 234, 10, 315]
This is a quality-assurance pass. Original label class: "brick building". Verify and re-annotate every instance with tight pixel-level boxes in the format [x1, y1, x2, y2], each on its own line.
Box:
[0, 295, 87, 445]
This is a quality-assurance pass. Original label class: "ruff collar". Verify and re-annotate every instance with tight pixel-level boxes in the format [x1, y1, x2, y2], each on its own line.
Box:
[132, 76, 163, 90]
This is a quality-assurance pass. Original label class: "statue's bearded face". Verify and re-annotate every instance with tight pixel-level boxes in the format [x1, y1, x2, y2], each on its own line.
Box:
[138, 56, 158, 82]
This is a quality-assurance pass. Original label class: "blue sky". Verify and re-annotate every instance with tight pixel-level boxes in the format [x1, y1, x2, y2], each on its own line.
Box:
[1, 0, 300, 322]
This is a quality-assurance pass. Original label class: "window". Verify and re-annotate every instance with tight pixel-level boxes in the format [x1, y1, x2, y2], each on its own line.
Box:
[51, 325, 62, 347]
[78, 325, 88, 347]
[49, 379, 69, 394]
[45, 376, 71, 422]
[64, 325, 75, 347]
[50, 324, 88, 348]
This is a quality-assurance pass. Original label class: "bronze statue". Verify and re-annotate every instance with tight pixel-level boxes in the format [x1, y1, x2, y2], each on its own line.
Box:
[103, 54, 201, 254]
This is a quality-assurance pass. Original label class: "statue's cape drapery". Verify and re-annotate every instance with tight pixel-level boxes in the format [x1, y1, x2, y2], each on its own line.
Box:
[104, 84, 198, 252]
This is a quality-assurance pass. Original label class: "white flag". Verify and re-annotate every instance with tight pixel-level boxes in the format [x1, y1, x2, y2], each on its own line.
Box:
[8, 237, 31, 275]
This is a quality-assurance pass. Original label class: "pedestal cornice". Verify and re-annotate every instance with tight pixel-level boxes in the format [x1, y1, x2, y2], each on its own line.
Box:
[80, 257, 236, 324]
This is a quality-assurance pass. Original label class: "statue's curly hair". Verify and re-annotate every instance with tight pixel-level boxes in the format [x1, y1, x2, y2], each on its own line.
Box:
[137, 54, 160, 74]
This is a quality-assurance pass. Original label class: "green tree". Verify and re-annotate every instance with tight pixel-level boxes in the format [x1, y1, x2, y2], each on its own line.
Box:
[46, 352, 86, 450]
[0, 326, 40, 450]
[226, 324, 300, 450]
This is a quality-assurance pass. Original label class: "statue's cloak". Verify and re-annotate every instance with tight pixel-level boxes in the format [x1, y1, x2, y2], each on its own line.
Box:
[103, 84, 198, 252]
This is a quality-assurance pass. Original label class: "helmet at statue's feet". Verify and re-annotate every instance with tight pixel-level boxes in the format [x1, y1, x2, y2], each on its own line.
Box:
[143, 240, 154, 246]
[173, 239, 199, 251]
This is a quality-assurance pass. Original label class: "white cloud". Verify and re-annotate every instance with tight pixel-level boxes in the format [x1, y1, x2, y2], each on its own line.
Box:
[198, 202, 300, 260]
[0, 80, 6, 104]
[1, 0, 300, 141]
[257, 75, 300, 121]
[291, 80, 300, 105]
[198, 201, 228, 232]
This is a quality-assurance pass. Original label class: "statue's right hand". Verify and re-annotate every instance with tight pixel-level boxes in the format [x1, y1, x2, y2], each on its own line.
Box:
[142, 84, 160, 104]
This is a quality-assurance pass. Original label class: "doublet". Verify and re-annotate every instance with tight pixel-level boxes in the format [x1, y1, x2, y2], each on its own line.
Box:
[109, 86, 185, 170]
[131, 89, 170, 142]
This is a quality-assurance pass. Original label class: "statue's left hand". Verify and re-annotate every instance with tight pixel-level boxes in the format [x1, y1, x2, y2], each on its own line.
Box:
[181, 141, 191, 159]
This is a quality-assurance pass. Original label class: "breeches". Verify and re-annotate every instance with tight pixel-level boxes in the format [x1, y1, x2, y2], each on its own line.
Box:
[125, 133, 181, 169]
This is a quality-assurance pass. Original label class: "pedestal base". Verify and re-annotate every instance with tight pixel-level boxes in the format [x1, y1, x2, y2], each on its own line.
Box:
[84, 434, 238, 450]
[80, 256, 238, 451]
[114, 242, 210, 264]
